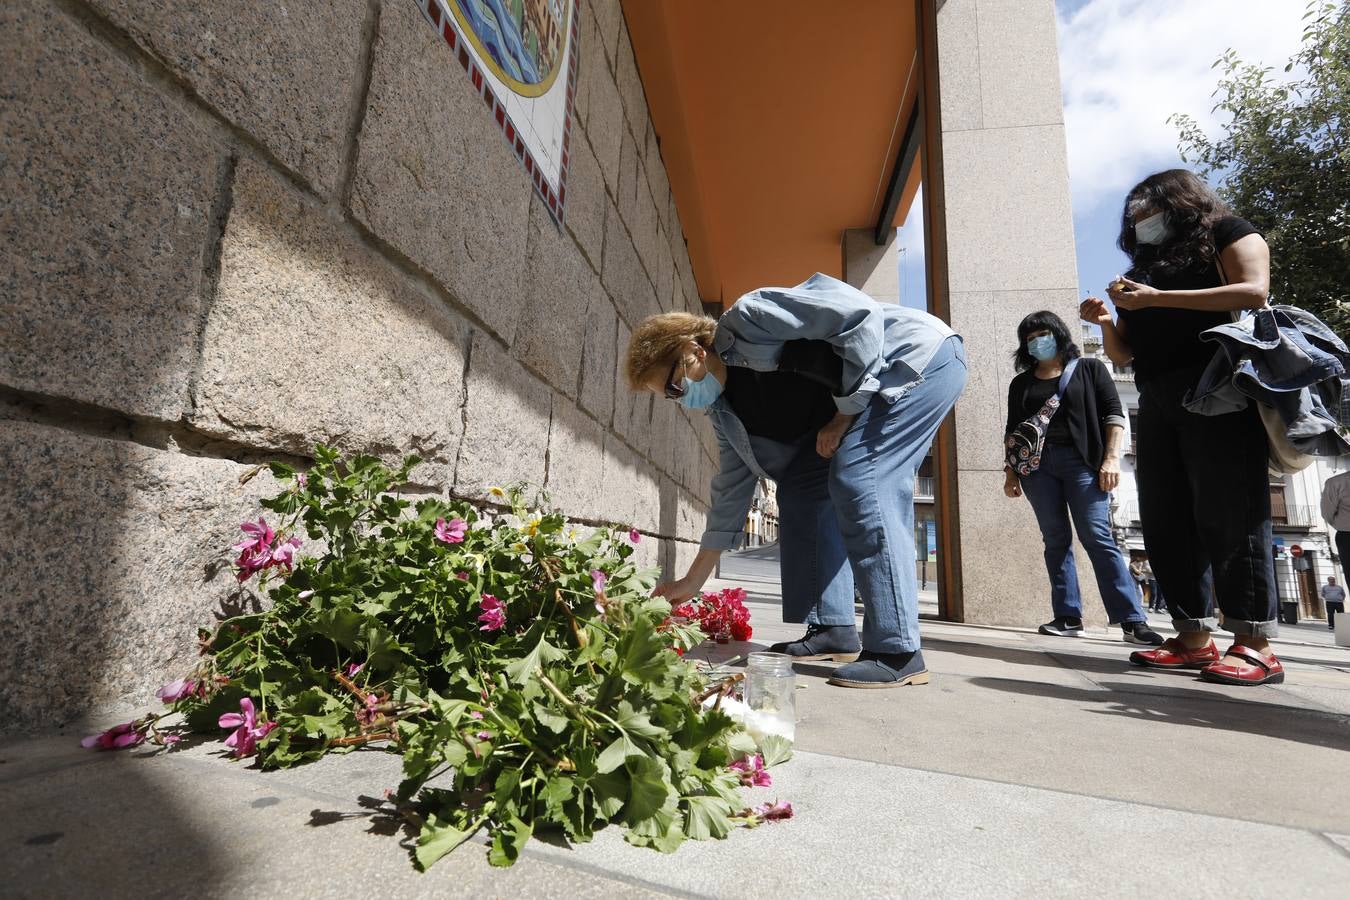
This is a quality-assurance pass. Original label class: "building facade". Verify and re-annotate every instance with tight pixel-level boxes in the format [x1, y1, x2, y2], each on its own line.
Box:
[2, 0, 1080, 730]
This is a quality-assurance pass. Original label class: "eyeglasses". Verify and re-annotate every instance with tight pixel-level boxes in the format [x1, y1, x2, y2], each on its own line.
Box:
[663, 357, 687, 400]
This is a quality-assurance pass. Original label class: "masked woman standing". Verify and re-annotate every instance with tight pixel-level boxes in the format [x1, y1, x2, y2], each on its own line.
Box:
[1004, 311, 1162, 646]
[625, 273, 965, 689]
[1080, 169, 1282, 685]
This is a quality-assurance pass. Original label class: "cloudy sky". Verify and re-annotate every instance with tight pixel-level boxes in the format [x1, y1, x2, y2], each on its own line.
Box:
[1055, 0, 1308, 300]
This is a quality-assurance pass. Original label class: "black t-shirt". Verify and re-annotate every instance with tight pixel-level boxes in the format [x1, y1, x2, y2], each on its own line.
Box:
[1116, 216, 1261, 380]
[1020, 375, 1074, 445]
[723, 366, 837, 442]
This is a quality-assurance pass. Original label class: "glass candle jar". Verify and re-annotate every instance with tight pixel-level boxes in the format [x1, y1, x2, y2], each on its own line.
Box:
[742, 652, 796, 743]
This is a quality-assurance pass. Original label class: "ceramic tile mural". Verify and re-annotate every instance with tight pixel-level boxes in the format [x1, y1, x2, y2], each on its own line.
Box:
[417, 0, 578, 222]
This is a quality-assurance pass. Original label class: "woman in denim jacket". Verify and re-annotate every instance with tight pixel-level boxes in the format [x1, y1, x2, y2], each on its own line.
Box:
[624, 273, 965, 688]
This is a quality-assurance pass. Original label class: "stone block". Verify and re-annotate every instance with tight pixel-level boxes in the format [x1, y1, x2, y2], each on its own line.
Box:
[585, 0, 622, 69]
[676, 248, 701, 311]
[0, 421, 280, 730]
[583, 31, 625, 197]
[88, 0, 367, 194]
[0, 1, 218, 420]
[602, 205, 658, 329]
[975, 0, 1065, 130]
[652, 233, 674, 312]
[935, 0, 983, 133]
[648, 399, 680, 480]
[600, 434, 659, 532]
[669, 539, 702, 580]
[564, 128, 606, 268]
[611, 325, 652, 456]
[456, 333, 552, 497]
[941, 125, 1078, 295]
[578, 291, 618, 425]
[573, 12, 601, 128]
[632, 181, 664, 303]
[615, 26, 650, 144]
[544, 400, 607, 521]
[616, 130, 641, 231]
[645, 136, 674, 237]
[192, 160, 466, 487]
[676, 488, 708, 543]
[513, 198, 599, 399]
[351, 0, 530, 342]
[843, 228, 900, 305]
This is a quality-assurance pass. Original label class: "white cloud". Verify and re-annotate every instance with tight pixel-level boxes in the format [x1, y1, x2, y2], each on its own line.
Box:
[1056, 0, 1306, 220]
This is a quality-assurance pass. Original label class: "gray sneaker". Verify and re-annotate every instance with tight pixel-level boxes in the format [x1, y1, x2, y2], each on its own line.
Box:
[767, 623, 861, 662]
[1038, 616, 1084, 637]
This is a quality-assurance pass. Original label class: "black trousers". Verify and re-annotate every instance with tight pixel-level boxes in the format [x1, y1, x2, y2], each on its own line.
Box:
[1135, 367, 1276, 633]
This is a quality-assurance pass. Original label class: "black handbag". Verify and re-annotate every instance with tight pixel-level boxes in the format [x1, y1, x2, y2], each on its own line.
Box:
[1005, 359, 1078, 478]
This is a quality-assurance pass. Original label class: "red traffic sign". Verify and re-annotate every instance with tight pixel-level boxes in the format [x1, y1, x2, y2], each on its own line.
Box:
[1291, 545, 1304, 558]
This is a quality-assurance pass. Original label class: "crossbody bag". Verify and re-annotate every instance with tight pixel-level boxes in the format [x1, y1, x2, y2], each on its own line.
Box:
[1005, 359, 1079, 478]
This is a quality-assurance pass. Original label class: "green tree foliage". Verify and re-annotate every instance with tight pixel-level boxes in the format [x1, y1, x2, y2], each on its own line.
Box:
[1171, 1, 1349, 334]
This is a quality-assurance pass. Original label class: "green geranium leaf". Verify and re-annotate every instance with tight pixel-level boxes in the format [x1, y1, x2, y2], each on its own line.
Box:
[623, 755, 674, 825]
[504, 636, 565, 684]
[596, 734, 643, 774]
[488, 816, 533, 867]
[683, 794, 734, 841]
[414, 814, 475, 871]
[759, 735, 794, 767]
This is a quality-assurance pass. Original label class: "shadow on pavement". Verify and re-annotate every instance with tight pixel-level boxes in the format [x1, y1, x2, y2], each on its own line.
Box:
[967, 675, 1350, 751]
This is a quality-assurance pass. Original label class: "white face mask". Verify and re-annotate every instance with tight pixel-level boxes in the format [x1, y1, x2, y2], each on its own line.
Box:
[1134, 212, 1171, 246]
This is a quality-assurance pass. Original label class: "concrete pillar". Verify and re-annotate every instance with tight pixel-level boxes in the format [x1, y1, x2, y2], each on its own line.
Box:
[931, 0, 1098, 627]
[842, 228, 900, 305]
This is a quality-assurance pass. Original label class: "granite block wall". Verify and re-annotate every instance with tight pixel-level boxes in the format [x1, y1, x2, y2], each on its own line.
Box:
[0, 0, 715, 730]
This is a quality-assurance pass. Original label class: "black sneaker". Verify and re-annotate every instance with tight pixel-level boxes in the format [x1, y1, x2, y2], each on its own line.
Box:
[767, 623, 861, 662]
[1037, 616, 1084, 637]
[1122, 622, 1165, 645]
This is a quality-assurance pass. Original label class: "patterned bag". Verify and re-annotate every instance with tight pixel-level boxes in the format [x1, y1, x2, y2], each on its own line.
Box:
[1005, 359, 1079, 478]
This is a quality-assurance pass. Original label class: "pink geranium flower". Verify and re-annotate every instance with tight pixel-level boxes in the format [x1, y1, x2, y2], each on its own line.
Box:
[155, 678, 196, 704]
[81, 721, 145, 751]
[455, 571, 470, 581]
[753, 800, 793, 821]
[477, 594, 506, 632]
[628, 529, 641, 544]
[469, 710, 484, 720]
[232, 518, 301, 582]
[344, 663, 364, 678]
[434, 517, 468, 545]
[729, 754, 773, 788]
[218, 697, 276, 759]
[590, 569, 607, 593]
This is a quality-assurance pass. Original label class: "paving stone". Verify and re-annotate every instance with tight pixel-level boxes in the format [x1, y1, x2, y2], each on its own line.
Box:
[351, 0, 530, 343]
[192, 160, 466, 487]
[0, 1, 218, 420]
[578, 291, 618, 426]
[544, 400, 607, 522]
[455, 333, 552, 499]
[513, 198, 599, 400]
[88, 0, 367, 194]
[0, 421, 280, 730]
[564, 127, 606, 268]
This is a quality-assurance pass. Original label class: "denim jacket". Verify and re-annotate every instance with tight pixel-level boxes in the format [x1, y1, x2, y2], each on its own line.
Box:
[699, 273, 957, 550]
[1184, 304, 1350, 456]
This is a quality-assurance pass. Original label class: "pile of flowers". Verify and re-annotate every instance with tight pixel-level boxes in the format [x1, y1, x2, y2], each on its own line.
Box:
[79, 447, 790, 870]
[672, 587, 753, 643]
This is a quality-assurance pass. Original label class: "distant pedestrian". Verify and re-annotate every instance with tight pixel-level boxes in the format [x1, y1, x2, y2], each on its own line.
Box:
[1319, 469, 1350, 590]
[1321, 577, 1345, 631]
[1081, 169, 1282, 685]
[1129, 556, 1148, 604]
[1144, 559, 1166, 612]
[1003, 311, 1163, 646]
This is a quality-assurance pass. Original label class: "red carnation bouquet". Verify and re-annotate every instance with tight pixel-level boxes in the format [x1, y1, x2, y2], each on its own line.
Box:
[672, 587, 753, 643]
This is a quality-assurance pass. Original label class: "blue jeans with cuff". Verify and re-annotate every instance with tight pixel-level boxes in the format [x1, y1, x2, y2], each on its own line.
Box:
[1020, 443, 1146, 625]
[776, 336, 967, 653]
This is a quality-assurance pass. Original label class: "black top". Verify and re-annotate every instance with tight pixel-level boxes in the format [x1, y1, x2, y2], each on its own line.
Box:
[1020, 375, 1074, 446]
[1005, 357, 1125, 470]
[1117, 216, 1261, 380]
[724, 366, 837, 442]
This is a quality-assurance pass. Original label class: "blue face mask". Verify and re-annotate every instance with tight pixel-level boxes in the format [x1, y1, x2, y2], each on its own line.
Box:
[1027, 334, 1059, 362]
[677, 371, 724, 409]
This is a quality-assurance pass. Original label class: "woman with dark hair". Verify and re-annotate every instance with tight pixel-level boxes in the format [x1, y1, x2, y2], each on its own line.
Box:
[1080, 168, 1283, 685]
[1004, 311, 1162, 645]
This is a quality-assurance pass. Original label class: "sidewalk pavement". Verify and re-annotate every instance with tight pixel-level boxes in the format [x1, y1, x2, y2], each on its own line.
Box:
[5, 550, 1350, 899]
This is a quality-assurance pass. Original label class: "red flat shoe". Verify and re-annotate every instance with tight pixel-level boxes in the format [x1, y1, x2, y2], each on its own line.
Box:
[1200, 645, 1285, 686]
[1129, 638, 1219, 669]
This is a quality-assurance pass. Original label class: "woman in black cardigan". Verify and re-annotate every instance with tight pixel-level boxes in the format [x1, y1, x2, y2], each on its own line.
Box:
[1003, 311, 1162, 645]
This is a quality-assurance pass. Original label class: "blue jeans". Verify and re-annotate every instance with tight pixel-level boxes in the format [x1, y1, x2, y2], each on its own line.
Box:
[1020, 444, 1146, 625]
[776, 336, 967, 653]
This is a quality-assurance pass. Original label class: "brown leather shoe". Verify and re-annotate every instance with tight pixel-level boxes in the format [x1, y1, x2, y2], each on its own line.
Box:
[1129, 637, 1220, 669]
[1200, 645, 1285, 685]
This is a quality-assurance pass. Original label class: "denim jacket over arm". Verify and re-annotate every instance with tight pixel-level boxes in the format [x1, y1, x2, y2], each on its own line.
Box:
[698, 273, 957, 550]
